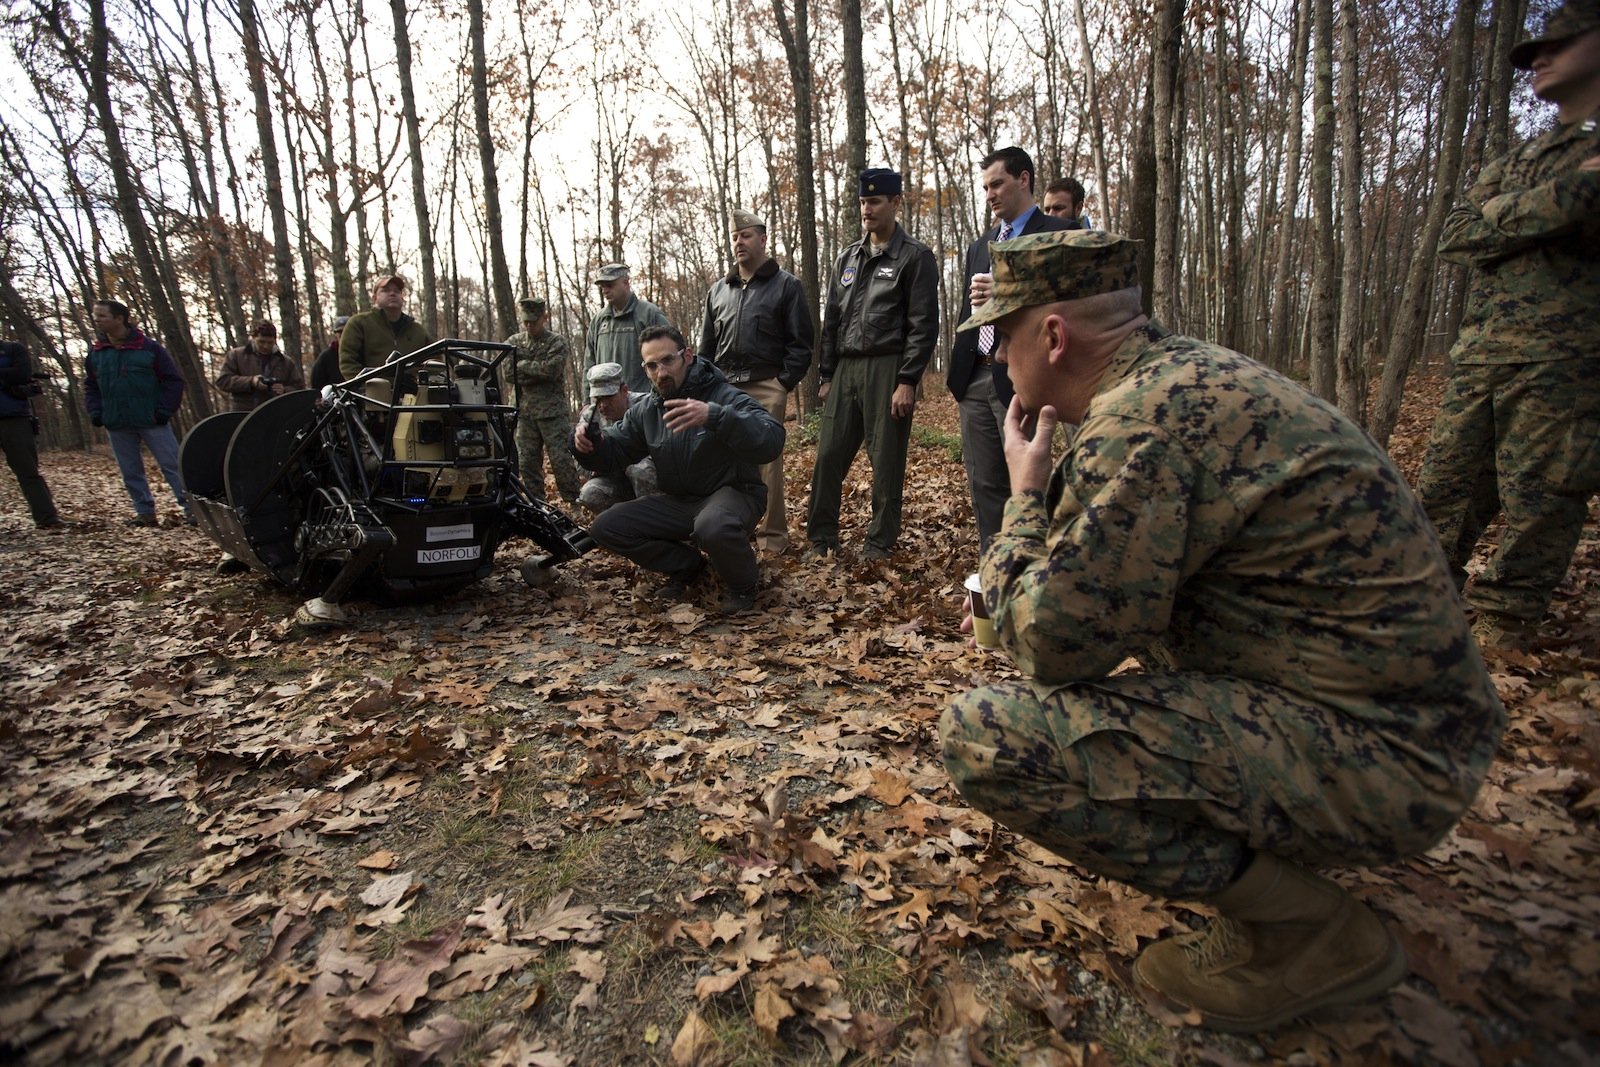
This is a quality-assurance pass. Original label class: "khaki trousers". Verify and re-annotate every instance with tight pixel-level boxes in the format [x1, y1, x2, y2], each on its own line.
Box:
[738, 376, 791, 553]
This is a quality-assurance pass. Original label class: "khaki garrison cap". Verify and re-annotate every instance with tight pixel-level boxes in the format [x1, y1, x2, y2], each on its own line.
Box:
[731, 208, 766, 231]
[958, 231, 1142, 332]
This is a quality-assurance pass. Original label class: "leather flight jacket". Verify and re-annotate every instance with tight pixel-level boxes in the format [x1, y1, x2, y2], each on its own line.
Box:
[819, 224, 939, 386]
[699, 258, 814, 391]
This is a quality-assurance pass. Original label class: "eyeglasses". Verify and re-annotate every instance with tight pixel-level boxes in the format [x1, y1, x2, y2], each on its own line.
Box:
[642, 351, 684, 373]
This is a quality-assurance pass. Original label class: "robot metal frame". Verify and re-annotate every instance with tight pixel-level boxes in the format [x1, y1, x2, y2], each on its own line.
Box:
[181, 338, 595, 625]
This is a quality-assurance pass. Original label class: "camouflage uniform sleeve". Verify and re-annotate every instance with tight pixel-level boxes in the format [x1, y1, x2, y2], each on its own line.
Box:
[519, 335, 571, 384]
[1439, 153, 1600, 267]
[979, 418, 1222, 686]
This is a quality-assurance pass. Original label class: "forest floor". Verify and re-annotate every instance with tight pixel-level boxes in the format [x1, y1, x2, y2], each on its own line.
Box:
[1, 377, 1596, 1066]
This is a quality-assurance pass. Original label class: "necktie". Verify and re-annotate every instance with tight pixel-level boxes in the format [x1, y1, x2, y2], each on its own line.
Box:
[979, 223, 1012, 358]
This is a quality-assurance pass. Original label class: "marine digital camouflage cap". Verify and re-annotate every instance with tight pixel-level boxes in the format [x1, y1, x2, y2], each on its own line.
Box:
[593, 263, 629, 284]
[586, 361, 625, 398]
[518, 296, 547, 318]
[958, 231, 1142, 332]
[1510, 0, 1600, 68]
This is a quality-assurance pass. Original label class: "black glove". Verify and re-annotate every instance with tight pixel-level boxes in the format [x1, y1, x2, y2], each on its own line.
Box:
[154, 412, 169, 425]
[91, 413, 102, 428]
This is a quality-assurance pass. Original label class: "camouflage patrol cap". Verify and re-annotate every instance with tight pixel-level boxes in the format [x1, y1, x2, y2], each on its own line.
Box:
[1510, 0, 1600, 69]
[593, 263, 629, 284]
[518, 296, 546, 319]
[586, 361, 625, 398]
[731, 208, 766, 232]
[957, 231, 1142, 332]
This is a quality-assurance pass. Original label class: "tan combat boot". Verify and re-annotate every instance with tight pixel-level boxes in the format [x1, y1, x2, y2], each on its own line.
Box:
[1133, 852, 1407, 1032]
[1470, 611, 1539, 653]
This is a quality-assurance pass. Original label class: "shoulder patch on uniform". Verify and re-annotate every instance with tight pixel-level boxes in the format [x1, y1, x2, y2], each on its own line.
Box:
[841, 266, 857, 287]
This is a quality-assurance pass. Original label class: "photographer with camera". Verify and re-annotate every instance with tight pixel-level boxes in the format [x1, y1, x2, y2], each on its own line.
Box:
[215, 320, 305, 412]
[0, 338, 62, 529]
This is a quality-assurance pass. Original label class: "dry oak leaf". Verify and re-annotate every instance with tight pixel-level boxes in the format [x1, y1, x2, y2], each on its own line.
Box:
[566, 947, 607, 1021]
[360, 870, 417, 908]
[514, 889, 603, 944]
[568, 947, 607, 984]
[394, 725, 454, 764]
[931, 979, 990, 1033]
[467, 892, 514, 943]
[433, 943, 543, 1001]
[346, 922, 464, 1020]
[397, 1014, 470, 1063]
[867, 769, 915, 807]
[890, 888, 936, 929]
[753, 982, 797, 1045]
[1391, 986, 1477, 1067]
[1007, 952, 1087, 1033]
[356, 849, 399, 871]
[671, 1009, 724, 1066]
[694, 963, 751, 999]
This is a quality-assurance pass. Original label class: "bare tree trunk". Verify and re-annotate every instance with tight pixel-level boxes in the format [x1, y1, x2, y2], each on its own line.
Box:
[138, 13, 234, 349]
[1369, 0, 1481, 446]
[1333, 0, 1364, 420]
[1151, 0, 1185, 326]
[469, 0, 516, 335]
[1221, 11, 1245, 351]
[75, 0, 212, 419]
[280, 83, 322, 364]
[1268, 0, 1312, 370]
[1306, 0, 1338, 401]
[239, 0, 302, 359]
[841, 0, 866, 180]
[390, 0, 440, 334]
[304, 7, 356, 316]
[771, 0, 821, 393]
[1484, 0, 1527, 160]
[199, 0, 249, 338]
[1071, 0, 1110, 225]
[1133, 58, 1157, 316]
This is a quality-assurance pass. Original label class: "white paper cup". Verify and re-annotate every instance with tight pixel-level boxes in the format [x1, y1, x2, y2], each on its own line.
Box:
[965, 572, 998, 649]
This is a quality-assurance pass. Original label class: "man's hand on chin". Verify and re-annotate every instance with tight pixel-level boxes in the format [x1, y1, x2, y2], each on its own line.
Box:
[1003, 398, 1059, 496]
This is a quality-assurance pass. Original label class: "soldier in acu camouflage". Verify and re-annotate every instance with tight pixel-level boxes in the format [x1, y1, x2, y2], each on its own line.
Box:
[1414, 0, 1600, 650]
[939, 230, 1505, 1033]
[506, 297, 582, 504]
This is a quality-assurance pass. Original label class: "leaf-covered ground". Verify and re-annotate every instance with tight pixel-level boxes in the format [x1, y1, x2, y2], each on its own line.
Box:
[2, 380, 1596, 1066]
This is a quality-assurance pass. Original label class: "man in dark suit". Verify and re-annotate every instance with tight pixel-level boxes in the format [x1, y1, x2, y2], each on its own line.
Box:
[947, 147, 1073, 550]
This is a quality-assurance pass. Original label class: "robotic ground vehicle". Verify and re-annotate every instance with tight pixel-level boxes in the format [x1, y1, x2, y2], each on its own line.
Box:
[181, 339, 595, 626]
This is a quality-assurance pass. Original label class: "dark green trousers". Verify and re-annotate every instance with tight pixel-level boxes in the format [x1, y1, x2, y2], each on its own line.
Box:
[806, 355, 912, 552]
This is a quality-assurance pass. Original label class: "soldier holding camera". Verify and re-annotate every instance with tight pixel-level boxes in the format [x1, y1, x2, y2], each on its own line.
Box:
[0, 339, 61, 529]
[216, 320, 306, 412]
